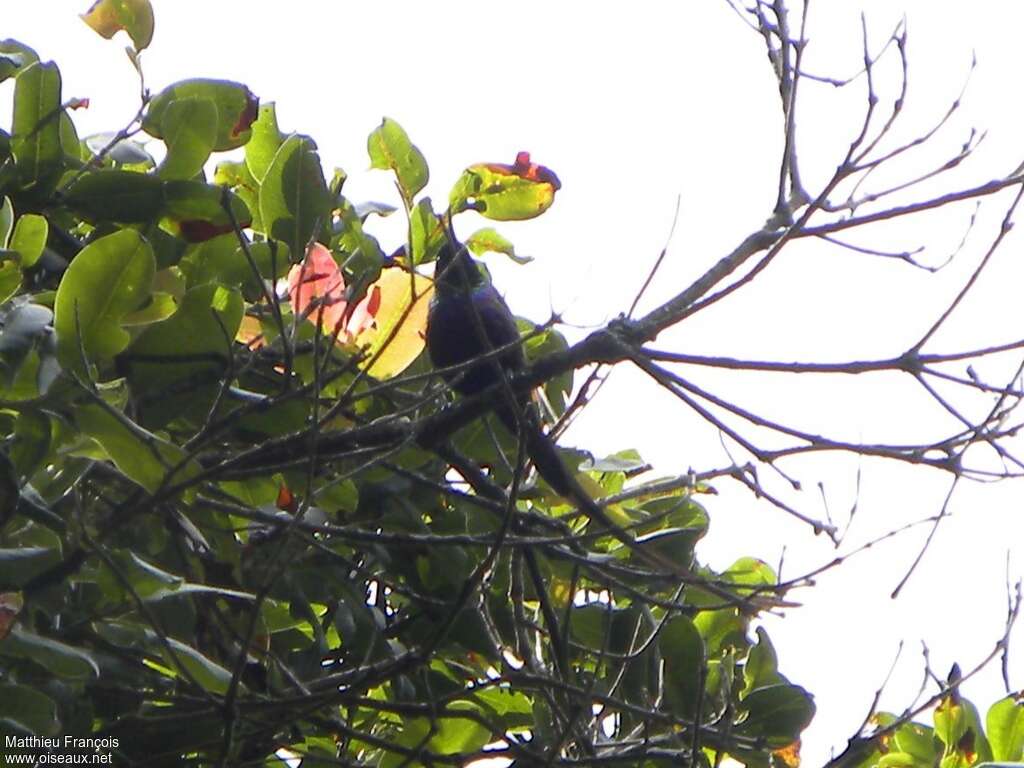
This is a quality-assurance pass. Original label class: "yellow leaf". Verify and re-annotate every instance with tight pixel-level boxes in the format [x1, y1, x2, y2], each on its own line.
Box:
[355, 268, 433, 379]
[235, 315, 264, 348]
[81, 0, 154, 51]
[773, 740, 802, 768]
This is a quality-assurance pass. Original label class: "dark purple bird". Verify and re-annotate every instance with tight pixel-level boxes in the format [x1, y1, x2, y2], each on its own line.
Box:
[425, 236, 574, 495]
[424, 235, 727, 589]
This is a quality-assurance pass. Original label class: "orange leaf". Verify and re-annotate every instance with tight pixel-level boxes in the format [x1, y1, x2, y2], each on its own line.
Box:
[347, 284, 381, 338]
[276, 483, 297, 513]
[0, 592, 24, 641]
[772, 740, 802, 768]
[231, 91, 260, 140]
[498, 151, 562, 189]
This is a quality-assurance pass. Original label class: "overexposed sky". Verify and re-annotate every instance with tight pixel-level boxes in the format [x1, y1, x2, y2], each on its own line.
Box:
[5, 2, 1024, 764]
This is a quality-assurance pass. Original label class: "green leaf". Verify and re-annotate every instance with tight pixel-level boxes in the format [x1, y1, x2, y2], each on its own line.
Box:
[312, 477, 358, 514]
[80, 0, 155, 51]
[245, 102, 283, 182]
[259, 134, 330, 261]
[430, 702, 491, 754]
[333, 199, 384, 278]
[182, 234, 288, 301]
[737, 684, 816, 745]
[240, 241, 290, 297]
[0, 453, 18, 529]
[0, 546, 61, 586]
[988, 696, 1024, 761]
[694, 606, 747, 657]
[121, 292, 177, 325]
[409, 197, 443, 266]
[84, 131, 154, 167]
[157, 97, 218, 180]
[0, 197, 14, 246]
[0, 684, 59, 735]
[10, 212, 48, 268]
[449, 155, 561, 221]
[963, 696, 992, 763]
[383, 704, 490, 767]
[62, 170, 165, 223]
[214, 160, 263, 234]
[157, 636, 235, 695]
[722, 556, 777, 592]
[568, 603, 617, 650]
[162, 179, 251, 242]
[743, 626, 784, 695]
[76, 403, 202, 494]
[471, 688, 533, 725]
[100, 552, 253, 603]
[0, 40, 39, 85]
[0, 40, 38, 65]
[0, 250, 20, 304]
[466, 227, 532, 264]
[581, 450, 647, 473]
[59, 110, 81, 164]
[934, 692, 991, 766]
[0, 303, 53, 378]
[144, 78, 259, 151]
[10, 410, 52, 481]
[142, 222, 187, 269]
[1, 348, 61, 402]
[1, 625, 100, 680]
[10, 486, 65, 533]
[11, 61, 63, 194]
[892, 721, 940, 766]
[523, 323, 572, 414]
[367, 117, 429, 203]
[53, 229, 155, 373]
[178, 232, 237, 287]
[935, 698, 968, 750]
[0, 56, 23, 84]
[219, 477, 280, 507]
[876, 752, 919, 767]
[660, 615, 706, 719]
[631, 526, 700, 567]
[120, 282, 243, 428]
[0, 131, 12, 189]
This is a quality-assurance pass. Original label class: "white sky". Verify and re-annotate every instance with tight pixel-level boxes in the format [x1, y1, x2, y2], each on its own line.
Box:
[5, 2, 1024, 765]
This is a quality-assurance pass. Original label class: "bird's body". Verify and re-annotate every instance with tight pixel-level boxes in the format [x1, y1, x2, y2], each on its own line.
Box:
[425, 235, 588, 674]
[425, 281, 524, 397]
[426, 237, 573, 495]
[424, 233, 749, 602]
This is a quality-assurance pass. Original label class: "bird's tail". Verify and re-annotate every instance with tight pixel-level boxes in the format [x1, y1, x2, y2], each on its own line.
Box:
[494, 399, 773, 607]
[496, 404, 574, 497]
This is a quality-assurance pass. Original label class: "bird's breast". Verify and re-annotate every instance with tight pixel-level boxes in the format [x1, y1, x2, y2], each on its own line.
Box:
[426, 287, 525, 395]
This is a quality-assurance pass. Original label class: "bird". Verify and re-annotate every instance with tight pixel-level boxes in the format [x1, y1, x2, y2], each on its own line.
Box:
[425, 231, 575, 496]
[424, 230, 759, 606]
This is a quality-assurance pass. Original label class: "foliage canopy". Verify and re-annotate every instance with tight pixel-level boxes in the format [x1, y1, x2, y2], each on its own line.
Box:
[0, 3, 1022, 767]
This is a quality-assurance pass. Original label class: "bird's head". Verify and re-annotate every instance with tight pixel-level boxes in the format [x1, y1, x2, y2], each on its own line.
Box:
[434, 235, 486, 297]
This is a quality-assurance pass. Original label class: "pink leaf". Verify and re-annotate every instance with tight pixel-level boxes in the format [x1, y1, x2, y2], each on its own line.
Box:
[345, 284, 381, 339]
[288, 243, 348, 336]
